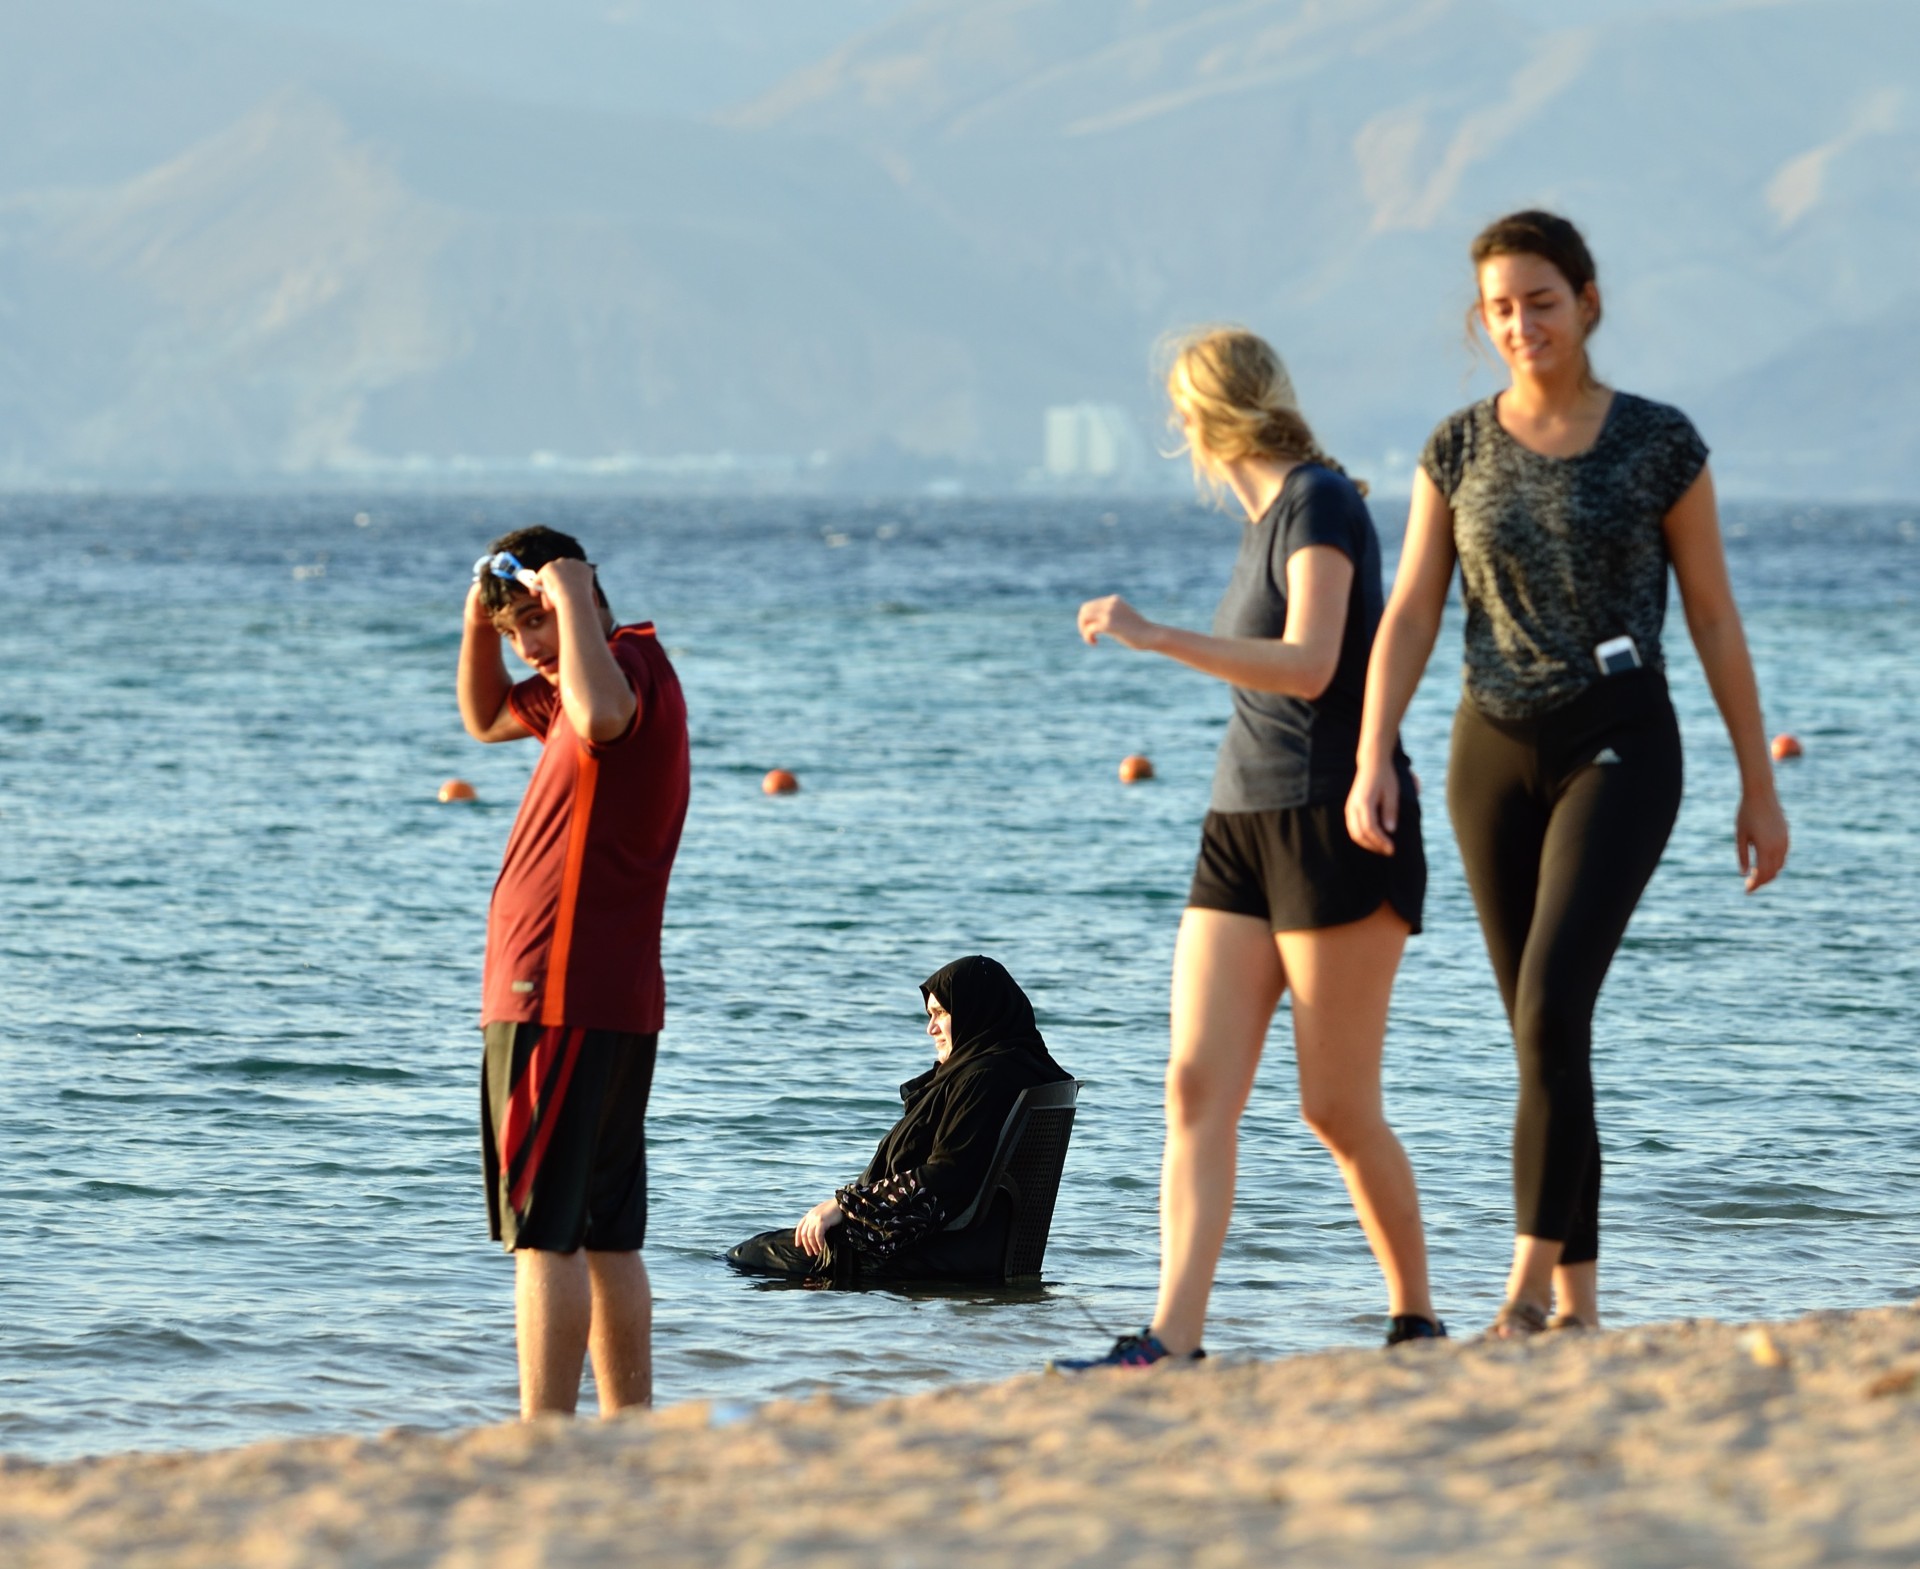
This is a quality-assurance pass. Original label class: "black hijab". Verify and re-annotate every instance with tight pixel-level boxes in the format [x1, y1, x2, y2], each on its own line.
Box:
[860, 956, 1070, 1209]
[919, 954, 1049, 1068]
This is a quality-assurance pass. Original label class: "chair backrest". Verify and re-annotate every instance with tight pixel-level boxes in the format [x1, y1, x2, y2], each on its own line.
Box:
[944, 1079, 1079, 1282]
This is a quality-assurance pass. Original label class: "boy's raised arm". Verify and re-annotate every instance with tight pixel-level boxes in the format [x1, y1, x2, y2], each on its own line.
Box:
[459, 582, 532, 743]
[538, 558, 638, 744]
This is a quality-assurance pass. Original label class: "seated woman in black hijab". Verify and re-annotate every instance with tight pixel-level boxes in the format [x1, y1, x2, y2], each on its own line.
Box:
[726, 955, 1074, 1284]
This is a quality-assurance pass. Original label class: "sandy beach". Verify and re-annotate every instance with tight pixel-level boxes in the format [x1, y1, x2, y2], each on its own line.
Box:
[5, 1305, 1918, 1568]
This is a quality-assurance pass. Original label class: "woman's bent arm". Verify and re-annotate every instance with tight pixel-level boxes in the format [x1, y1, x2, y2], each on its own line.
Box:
[1346, 471, 1457, 854]
[1078, 544, 1355, 699]
[834, 1170, 945, 1258]
[1663, 465, 1790, 891]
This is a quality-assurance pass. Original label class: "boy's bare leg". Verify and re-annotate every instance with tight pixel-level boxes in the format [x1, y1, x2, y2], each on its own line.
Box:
[587, 1250, 653, 1412]
[515, 1249, 591, 1417]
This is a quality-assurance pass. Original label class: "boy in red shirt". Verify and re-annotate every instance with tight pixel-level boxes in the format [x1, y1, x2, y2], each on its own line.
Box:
[457, 525, 689, 1418]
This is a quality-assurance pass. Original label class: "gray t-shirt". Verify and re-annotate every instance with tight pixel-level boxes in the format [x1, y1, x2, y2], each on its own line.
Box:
[1421, 391, 1708, 720]
[1209, 464, 1393, 813]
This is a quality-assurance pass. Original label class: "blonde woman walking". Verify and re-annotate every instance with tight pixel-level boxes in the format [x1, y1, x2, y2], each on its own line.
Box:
[1057, 329, 1441, 1368]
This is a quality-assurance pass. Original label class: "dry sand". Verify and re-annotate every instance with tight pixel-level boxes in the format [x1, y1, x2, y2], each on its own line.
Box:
[5, 1305, 1919, 1568]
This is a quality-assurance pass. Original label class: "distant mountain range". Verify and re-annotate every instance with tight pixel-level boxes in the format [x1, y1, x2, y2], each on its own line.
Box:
[1, 0, 1913, 495]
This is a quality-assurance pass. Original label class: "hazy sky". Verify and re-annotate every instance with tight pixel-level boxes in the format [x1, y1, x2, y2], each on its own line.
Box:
[187, 1, 1715, 117]
[190, 0, 925, 115]
[7, 0, 1909, 490]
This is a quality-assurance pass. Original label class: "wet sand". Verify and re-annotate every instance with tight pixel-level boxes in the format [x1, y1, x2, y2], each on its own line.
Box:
[4, 1305, 1918, 1568]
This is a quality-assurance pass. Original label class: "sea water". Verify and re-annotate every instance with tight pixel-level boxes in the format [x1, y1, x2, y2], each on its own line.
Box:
[2, 493, 1915, 1460]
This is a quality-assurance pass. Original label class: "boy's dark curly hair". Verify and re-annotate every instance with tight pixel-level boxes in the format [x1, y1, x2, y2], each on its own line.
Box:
[477, 525, 609, 615]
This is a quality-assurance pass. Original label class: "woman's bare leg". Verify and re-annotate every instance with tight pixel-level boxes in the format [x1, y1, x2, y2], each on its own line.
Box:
[1498, 1235, 1564, 1332]
[1553, 1260, 1599, 1326]
[1278, 905, 1434, 1322]
[1149, 908, 1284, 1355]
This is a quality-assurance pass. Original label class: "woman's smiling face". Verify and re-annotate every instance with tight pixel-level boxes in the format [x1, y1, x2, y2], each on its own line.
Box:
[925, 995, 954, 1061]
[1477, 251, 1598, 382]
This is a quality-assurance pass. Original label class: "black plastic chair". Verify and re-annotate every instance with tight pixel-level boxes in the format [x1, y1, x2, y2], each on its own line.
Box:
[940, 1079, 1080, 1282]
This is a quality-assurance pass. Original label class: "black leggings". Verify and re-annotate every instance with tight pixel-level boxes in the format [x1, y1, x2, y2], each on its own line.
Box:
[1447, 670, 1682, 1265]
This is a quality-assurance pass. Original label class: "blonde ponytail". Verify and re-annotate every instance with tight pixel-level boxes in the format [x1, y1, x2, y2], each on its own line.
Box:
[1160, 326, 1368, 497]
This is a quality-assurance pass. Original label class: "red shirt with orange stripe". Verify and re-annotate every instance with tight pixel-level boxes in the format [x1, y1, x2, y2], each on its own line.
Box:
[482, 624, 690, 1033]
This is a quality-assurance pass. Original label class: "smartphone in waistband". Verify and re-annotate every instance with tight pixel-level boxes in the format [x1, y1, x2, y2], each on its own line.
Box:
[1594, 635, 1643, 675]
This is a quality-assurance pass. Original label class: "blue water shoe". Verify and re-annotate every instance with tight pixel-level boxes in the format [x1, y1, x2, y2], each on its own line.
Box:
[1384, 1314, 1449, 1347]
[1050, 1329, 1205, 1372]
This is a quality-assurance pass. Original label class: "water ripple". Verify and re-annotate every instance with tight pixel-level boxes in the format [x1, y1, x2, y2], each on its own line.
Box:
[0, 494, 1915, 1460]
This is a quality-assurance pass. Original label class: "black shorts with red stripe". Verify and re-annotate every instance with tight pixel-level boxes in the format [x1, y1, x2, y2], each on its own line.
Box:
[480, 1023, 657, 1253]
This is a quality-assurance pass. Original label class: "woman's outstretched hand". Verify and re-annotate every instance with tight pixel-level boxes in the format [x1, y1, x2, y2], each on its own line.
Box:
[795, 1199, 844, 1258]
[1345, 757, 1400, 857]
[1078, 594, 1159, 650]
[1737, 787, 1790, 892]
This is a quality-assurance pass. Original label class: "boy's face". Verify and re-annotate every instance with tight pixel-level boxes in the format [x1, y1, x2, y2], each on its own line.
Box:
[491, 591, 560, 682]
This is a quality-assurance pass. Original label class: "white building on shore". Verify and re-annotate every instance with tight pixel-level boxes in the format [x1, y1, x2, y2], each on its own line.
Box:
[1041, 403, 1147, 484]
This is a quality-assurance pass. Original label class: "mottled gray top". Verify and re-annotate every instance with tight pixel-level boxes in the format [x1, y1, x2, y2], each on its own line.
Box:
[1422, 391, 1709, 720]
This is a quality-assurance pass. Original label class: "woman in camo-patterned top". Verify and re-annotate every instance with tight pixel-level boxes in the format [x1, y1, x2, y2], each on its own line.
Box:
[1347, 210, 1790, 1338]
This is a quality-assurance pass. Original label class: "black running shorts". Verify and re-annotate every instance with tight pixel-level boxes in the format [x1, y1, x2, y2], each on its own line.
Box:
[1187, 790, 1425, 935]
[480, 1023, 657, 1253]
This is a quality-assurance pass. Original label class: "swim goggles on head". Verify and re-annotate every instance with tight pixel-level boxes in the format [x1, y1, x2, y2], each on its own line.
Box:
[471, 550, 544, 594]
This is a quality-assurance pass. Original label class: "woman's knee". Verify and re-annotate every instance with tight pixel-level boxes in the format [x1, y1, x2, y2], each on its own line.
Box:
[1298, 1092, 1385, 1157]
[1164, 1053, 1249, 1131]
[1512, 985, 1595, 1080]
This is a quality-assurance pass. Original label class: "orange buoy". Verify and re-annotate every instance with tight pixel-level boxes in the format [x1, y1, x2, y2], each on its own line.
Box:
[1770, 734, 1803, 761]
[762, 769, 800, 795]
[438, 778, 477, 803]
[1119, 754, 1155, 784]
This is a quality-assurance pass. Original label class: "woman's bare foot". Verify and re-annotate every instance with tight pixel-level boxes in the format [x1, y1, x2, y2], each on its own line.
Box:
[1487, 1299, 1550, 1338]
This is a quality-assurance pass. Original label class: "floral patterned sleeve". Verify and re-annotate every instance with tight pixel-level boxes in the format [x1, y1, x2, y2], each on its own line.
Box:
[834, 1168, 947, 1258]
